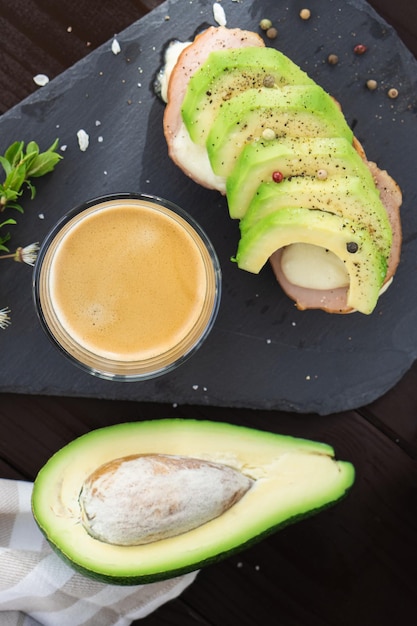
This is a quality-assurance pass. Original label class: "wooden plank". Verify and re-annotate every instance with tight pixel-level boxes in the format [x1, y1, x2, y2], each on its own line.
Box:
[0, 459, 26, 480]
[361, 360, 417, 457]
[0, 0, 150, 112]
[367, 0, 417, 58]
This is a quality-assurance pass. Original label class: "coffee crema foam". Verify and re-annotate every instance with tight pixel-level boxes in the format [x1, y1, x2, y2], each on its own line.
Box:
[47, 203, 208, 361]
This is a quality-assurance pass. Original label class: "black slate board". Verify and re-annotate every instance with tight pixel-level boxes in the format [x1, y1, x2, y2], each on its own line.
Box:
[1, 0, 417, 415]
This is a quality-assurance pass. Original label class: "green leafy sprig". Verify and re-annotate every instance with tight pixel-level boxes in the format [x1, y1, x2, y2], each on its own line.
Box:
[0, 139, 62, 251]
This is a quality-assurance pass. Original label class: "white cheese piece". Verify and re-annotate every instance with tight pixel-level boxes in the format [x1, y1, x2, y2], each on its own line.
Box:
[77, 129, 90, 152]
[213, 2, 227, 26]
[111, 37, 121, 55]
[33, 74, 49, 86]
[280, 243, 350, 290]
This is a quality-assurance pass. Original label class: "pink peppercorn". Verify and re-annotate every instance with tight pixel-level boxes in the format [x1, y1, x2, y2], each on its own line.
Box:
[272, 171, 284, 183]
[354, 44, 367, 55]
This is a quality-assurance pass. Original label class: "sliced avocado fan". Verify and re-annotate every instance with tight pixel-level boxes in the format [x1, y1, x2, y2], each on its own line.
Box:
[178, 40, 394, 314]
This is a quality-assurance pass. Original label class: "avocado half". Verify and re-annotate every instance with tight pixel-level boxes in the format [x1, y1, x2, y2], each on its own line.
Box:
[32, 419, 355, 584]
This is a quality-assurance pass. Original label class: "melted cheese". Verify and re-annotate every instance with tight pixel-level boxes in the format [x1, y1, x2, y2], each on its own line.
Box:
[281, 243, 350, 290]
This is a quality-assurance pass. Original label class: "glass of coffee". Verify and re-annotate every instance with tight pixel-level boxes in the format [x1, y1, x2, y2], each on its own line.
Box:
[33, 193, 221, 380]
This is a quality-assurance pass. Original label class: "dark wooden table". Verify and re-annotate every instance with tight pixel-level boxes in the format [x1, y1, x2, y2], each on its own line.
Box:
[1, 1, 417, 625]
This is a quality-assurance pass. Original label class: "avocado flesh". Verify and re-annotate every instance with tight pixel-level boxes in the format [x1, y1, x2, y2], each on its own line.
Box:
[236, 208, 387, 314]
[207, 85, 353, 177]
[32, 419, 355, 584]
[226, 137, 375, 219]
[240, 177, 392, 261]
[181, 47, 314, 145]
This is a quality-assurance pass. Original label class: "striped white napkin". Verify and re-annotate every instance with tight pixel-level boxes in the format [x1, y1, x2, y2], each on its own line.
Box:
[0, 479, 198, 626]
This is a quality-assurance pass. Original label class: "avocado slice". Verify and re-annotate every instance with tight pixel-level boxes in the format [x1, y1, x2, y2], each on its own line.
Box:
[226, 137, 375, 219]
[207, 85, 353, 177]
[236, 208, 387, 314]
[240, 177, 392, 261]
[181, 47, 314, 145]
[32, 419, 355, 584]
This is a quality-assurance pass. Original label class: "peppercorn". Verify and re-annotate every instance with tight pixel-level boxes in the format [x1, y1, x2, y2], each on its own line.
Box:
[388, 88, 399, 99]
[327, 54, 339, 66]
[346, 242, 359, 253]
[272, 171, 284, 183]
[262, 128, 276, 141]
[259, 18, 272, 31]
[266, 27, 278, 39]
[299, 8, 311, 20]
[263, 74, 276, 88]
[316, 169, 328, 180]
[353, 44, 367, 55]
[366, 79, 378, 91]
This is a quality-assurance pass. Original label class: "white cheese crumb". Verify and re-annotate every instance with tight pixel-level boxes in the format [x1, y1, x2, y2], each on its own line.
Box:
[111, 37, 121, 55]
[213, 2, 227, 26]
[98, 136, 103, 143]
[95, 120, 101, 126]
[192, 384, 199, 390]
[60, 145, 67, 152]
[33, 74, 49, 86]
[77, 129, 89, 152]
[38, 213, 45, 220]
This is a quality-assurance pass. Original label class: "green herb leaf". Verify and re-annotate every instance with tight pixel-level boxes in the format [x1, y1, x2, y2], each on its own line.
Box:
[26, 181, 36, 200]
[4, 163, 27, 193]
[26, 151, 62, 178]
[4, 141, 24, 167]
[0, 138, 62, 250]
[5, 202, 24, 213]
[0, 218, 17, 228]
[25, 141, 40, 155]
[0, 156, 12, 178]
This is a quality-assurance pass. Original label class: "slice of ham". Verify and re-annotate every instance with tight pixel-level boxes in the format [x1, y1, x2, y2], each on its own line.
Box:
[269, 162, 402, 313]
[163, 26, 264, 189]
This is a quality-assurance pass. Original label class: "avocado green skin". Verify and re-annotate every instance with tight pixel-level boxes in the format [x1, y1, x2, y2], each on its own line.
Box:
[181, 47, 314, 145]
[32, 419, 355, 585]
[206, 85, 353, 176]
[240, 177, 392, 260]
[36, 482, 354, 585]
[226, 137, 373, 219]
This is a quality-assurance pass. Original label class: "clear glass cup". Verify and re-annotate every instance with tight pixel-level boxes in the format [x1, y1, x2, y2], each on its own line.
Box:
[33, 193, 221, 381]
